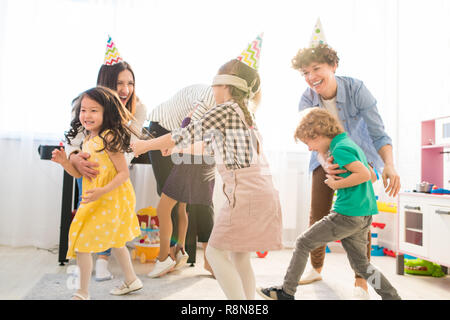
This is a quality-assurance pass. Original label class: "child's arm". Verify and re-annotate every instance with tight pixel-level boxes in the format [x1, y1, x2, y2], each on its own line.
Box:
[324, 160, 371, 190]
[131, 133, 175, 157]
[81, 150, 129, 204]
[51, 147, 82, 178]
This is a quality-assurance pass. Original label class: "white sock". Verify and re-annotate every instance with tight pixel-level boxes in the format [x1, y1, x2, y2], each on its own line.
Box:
[95, 258, 112, 279]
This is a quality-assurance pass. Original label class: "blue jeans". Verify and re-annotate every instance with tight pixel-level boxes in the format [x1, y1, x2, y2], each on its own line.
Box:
[76, 177, 111, 257]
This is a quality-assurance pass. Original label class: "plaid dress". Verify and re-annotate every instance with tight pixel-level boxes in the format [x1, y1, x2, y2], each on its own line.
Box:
[171, 101, 254, 170]
[172, 102, 283, 252]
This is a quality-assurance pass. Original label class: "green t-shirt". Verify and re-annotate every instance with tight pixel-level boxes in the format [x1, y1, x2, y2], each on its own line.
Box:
[330, 132, 378, 216]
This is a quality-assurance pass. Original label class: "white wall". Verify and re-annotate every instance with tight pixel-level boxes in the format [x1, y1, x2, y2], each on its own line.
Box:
[396, 0, 450, 190]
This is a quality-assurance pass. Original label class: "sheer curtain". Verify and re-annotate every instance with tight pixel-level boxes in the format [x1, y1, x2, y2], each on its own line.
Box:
[2, 0, 448, 248]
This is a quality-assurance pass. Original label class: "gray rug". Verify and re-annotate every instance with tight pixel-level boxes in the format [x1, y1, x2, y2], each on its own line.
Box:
[24, 272, 345, 300]
[24, 272, 220, 300]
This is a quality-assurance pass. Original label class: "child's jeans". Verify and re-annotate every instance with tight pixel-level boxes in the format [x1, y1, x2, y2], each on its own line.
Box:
[282, 211, 401, 300]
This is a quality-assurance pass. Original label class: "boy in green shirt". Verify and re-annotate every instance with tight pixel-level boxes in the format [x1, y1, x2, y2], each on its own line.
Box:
[258, 107, 400, 300]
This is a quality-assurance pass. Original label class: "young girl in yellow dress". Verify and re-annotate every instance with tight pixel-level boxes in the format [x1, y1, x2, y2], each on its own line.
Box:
[51, 86, 142, 300]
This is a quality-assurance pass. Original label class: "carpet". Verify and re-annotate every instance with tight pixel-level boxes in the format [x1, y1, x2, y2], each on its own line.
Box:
[23, 249, 353, 300]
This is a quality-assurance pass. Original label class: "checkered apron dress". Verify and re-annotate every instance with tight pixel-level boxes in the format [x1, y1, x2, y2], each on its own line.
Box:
[208, 104, 283, 252]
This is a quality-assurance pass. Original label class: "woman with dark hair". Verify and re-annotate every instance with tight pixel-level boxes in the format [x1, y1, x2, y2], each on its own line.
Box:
[65, 37, 147, 281]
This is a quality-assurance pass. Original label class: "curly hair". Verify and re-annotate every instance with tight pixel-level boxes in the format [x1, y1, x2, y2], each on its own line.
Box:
[217, 59, 261, 127]
[294, 107, 344, 142]
[66, 86, 140, 153]
[291, 43, 339, 70]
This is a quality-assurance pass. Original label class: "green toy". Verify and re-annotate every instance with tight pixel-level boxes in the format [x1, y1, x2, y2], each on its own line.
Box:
[404, 259, 446, 277]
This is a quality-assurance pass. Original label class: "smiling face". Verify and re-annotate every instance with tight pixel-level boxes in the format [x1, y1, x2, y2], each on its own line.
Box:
[300, 62, 337, 100]
[79, 96, 104, 136]
[116, 69, 135, 106]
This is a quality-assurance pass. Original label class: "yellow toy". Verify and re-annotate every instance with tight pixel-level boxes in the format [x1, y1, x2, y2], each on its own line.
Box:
[132, 205, 161, 263]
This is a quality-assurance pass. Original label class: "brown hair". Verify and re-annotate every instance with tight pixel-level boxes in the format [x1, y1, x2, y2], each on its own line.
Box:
[66, 86, 140, 153]
[291, 44, 339, 70]
[294, 107, 344, 142]
[96, 61, 137, 115]
[217, 59, 261, 127]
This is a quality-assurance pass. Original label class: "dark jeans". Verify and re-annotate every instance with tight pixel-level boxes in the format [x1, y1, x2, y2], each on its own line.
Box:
[185, 203, 214, 264]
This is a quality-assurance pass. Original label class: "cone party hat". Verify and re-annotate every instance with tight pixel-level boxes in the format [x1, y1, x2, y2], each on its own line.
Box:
[237, 33, 263, 70]
[104, 35, 123, 66]
[309, 18, 327, 48]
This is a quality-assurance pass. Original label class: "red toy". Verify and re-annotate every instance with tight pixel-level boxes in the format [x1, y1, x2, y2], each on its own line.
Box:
[372, 222, 386, 229]
[383, 248, 396, 257]
[256, 251, 268, 258]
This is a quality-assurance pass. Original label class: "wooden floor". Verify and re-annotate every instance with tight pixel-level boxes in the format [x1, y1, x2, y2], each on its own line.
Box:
[0, 244, 449, 300]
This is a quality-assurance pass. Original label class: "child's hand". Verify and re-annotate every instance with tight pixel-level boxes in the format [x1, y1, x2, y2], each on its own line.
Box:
[81, 188, 105, 204]
[130, 140, 147, 157]
[161, 148, 173, 157]
[51, 147, 67, 165]
[324, 174, 339, 190]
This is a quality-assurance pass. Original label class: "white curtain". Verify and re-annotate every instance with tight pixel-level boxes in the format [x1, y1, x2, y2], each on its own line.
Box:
[1, 0, 449, 248]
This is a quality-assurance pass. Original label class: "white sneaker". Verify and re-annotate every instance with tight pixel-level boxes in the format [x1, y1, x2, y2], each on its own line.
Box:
[147, 256, 176, 278]
[95, 259, 114, 281]
[353, 286, 370, 300]
[109, 278, 143, 295]
[298, 269, 323, 285]
[173, 250, 189, 271]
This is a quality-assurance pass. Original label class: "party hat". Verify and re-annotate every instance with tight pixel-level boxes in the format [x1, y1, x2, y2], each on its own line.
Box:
[103, 35, 123, 66]
[309, 18, 327, 48]
[237, 33, 263, 70]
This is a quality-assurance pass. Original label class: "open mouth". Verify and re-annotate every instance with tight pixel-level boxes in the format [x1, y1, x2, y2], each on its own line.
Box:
[312, 79, 323, 87]
[83, 121, 95, 127]
[119, 95, 128, 104]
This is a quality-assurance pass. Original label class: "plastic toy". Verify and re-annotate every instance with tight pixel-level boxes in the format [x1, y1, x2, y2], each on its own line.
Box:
[376, 201, 397, 213]
[371, 222, 386, 256]
[430, 188, 450, 195]
[404, 259, 446, 277]
[256, 251, 268, 258]
[383, 248, 396, 257]
[137, 206, 158, 228]
[131, 221, 160, 263]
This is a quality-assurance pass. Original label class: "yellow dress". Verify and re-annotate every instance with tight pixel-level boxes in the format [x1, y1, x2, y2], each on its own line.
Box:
[67, 133, 141, 259]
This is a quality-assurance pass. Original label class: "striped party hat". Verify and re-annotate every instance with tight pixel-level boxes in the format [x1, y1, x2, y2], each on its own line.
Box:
[103, 35, 123, 66]
[237, 33, 263, 70]
[309, 18, 327, 48]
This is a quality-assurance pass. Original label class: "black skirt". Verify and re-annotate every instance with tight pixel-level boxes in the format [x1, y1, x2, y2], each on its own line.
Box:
[162, 155, 215, 206]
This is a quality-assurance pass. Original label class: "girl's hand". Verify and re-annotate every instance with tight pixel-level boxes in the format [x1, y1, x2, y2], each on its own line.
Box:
[324, 174, 338, 190]
[51, 147, 68, 165]
[81, 188, 105, 204]
[130, 140, 147, 157]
